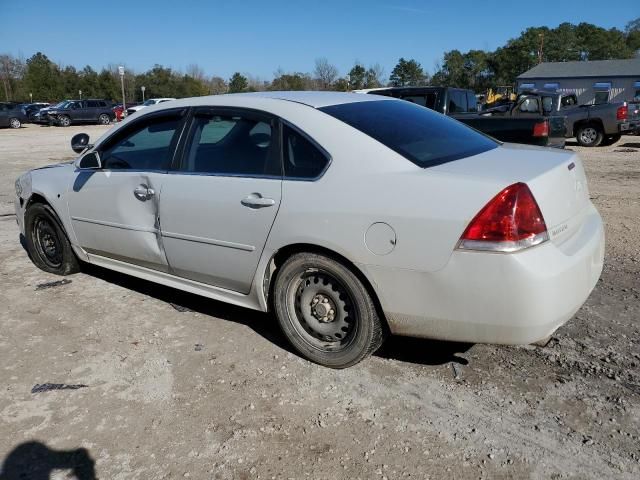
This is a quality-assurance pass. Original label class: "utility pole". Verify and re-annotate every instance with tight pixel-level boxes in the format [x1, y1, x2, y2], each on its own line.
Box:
[141, 85, 145, 102]
[79, 89, 82, 100]
[118, 66, 126, 118]
[538, 33, 545, 64]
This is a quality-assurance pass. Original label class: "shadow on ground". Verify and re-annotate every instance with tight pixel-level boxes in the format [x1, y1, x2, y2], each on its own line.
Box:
[72, 261, 472, 368]
[0, 441, 96, 479]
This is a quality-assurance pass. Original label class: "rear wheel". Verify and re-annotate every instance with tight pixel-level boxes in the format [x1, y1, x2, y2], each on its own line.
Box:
[9, 117, 21, 129]
[58, 115, 71, 127]
[600, 134, 621, 147]
[25, 203, 80, 275]
[98, 113, 111, 125]
[273, 252, 385, 368]
[576, 124, 603, 147]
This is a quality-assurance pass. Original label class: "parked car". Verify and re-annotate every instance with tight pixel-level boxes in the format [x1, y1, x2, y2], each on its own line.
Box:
[21, 102, 50, 122]
[14, 92, 604, 368]
[113, 102, 140, 121]
[0, 102, 27, 129]
[490, 90, 631, 147]
[126, 98, 175, 116]
[361, 87, 566, 148]
[40, 99, 115, 126]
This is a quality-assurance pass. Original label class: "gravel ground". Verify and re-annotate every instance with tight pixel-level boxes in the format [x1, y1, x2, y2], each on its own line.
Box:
[0, 124, 638, 479]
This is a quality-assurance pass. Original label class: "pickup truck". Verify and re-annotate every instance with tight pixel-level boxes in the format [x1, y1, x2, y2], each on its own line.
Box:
[361, 86, 566, 148]
[40, 99, 115, 127]
[486, 90, 631, 147]
[627, 102, 640, 135]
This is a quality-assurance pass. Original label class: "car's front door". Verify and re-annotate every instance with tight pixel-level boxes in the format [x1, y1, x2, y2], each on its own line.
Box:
[67, 110, 186, 271]
[159, 107, 282, 294]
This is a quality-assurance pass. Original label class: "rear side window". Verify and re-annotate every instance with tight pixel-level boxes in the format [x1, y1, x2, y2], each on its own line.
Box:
[448, 91, 467, 113]
[283, 125, 329, 179]
[466, 92, 477, 112]
[319, 100, 498, 168]
[181, 112, 279, 176]
[87, 101, 99, 108]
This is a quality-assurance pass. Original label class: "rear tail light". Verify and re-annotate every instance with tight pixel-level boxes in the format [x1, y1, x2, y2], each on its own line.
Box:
[616, 105, 628, 121]
[532, 120, 549, 137]
[458, 183, 548, 253]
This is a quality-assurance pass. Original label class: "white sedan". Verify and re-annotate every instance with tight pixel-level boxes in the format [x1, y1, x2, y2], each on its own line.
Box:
[14, 92, 604, 368]
[126, 97, 176, 116]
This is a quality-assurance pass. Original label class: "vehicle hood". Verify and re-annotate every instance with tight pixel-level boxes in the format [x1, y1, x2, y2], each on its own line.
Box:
[31, 160, 75, 172]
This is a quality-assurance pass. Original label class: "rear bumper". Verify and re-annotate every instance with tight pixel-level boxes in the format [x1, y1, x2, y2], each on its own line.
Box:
[363, 204, 604, 344]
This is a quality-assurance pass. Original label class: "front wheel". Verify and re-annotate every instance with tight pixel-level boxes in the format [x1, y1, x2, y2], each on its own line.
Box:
[98, 114, 111, 125]
[576, 124, 603, 147]
[25, 203, 80, 275]
[273, 252, 385, 368]
[9, 117, 21, 129]
[58, 115, 71, 127]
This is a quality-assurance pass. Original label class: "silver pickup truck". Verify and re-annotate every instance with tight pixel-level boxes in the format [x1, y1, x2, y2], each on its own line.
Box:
[515, 90, 632, 147]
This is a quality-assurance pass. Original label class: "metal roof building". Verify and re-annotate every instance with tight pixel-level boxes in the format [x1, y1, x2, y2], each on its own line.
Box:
[516, 58, 640, 105]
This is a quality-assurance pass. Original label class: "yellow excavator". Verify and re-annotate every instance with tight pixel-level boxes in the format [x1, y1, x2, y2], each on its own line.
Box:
[484, 86, 516, 108]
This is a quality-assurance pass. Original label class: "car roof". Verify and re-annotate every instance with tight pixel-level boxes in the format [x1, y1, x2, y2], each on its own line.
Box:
[162, 91, 392, 110]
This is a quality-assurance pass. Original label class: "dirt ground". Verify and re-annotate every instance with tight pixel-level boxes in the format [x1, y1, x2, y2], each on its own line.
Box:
[0, 124, 638, 479]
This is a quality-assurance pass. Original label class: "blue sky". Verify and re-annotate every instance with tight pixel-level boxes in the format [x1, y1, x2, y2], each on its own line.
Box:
[1, 0, 636, 80]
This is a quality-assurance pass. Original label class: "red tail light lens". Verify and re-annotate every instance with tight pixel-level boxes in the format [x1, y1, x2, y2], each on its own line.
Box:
[532, 120, 549, 137]
[458, 183, 548, 252]
[616, 105, 628, 120]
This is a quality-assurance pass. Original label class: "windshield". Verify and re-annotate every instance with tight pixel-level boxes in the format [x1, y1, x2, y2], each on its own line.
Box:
[319, 100, 498, 168]
[143, 99, 156, 106]
[50, 102, 66, 109]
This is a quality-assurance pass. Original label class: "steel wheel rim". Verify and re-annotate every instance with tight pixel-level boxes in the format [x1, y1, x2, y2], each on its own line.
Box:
[285, 268, 358, 352]
[99, 115, 109, 124]
[61, 117, 70, 126]
[581, 128, 596, 144]
[33, 216, 63, 268]
[10, 118, 20, 128]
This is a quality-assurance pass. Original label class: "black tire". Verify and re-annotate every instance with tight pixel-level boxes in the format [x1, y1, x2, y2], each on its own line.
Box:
[59, 115, 71, 127]
[600, 134, 621, 147]
[25, 203, 80, 275]
[576, 124, 603, 147]
[273, 252, 385, 368]
[98, 113, 111, 125]
[9, 117, 21, 129]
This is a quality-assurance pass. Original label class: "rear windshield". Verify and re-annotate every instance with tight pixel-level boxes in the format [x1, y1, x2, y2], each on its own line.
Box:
[319, 100, 498, 168]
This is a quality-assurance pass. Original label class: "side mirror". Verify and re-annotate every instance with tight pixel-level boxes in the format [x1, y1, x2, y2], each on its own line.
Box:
[71, 133, 91, 153]
[77, 151, 101, 170]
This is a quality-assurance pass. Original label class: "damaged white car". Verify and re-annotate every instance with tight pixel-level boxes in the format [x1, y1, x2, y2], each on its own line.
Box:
[14, 92, 604, 368]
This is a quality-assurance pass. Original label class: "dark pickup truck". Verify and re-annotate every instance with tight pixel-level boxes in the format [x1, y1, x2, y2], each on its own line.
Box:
[40, 99, 115, 127]
[486, 90, 632, 147]
[362, 86, 566, 148]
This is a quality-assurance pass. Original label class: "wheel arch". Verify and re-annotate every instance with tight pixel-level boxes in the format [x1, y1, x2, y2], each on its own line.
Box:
[574, 118, 604, 134]
[263, 242, 390, 331]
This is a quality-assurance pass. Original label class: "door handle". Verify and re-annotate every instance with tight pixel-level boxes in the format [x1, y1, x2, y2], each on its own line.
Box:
[133, 184, 155, 201]
[241, 193, 275, 209]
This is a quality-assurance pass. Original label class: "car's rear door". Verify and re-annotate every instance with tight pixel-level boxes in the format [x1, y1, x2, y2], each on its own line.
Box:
[67, 109, 187, 271]
[158, 107, 282, 294]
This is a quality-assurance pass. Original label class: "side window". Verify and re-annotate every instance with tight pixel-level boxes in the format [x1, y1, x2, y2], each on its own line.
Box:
[182, 112, 279, 176]
[101, 116, 181, 170]
[87, 101, 99, 108]
[98, 101, 107, 107]
[283, 125, 329, 179]
[448, 91, 467, 113]
[561, 95, 577, 108]
[542, 96, 554, 114]
[466, 92, 477, 112]
[519, 97, 539, 113]
[594, 91, 609, 104]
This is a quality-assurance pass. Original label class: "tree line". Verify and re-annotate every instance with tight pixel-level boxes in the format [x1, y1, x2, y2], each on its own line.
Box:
[1, 19, 638, 103]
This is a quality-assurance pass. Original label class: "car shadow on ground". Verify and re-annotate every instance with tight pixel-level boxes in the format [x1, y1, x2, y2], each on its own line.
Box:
[0, 441, 96, 479]
[77, 261, 473, 368]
